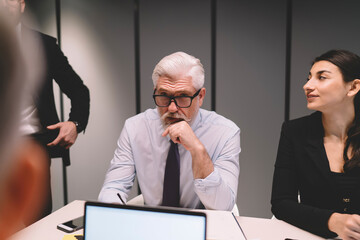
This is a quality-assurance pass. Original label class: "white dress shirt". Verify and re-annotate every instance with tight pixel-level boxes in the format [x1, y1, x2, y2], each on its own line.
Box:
[99, 108, 241, 211]
[17, 23, 42, 136]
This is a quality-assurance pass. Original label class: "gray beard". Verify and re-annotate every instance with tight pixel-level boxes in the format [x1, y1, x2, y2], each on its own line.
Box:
[160, 111, 191, 129]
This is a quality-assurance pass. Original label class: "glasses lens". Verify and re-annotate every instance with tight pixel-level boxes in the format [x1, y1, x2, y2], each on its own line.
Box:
[176, 97, 191, 108]
[155, 96, 170, 107]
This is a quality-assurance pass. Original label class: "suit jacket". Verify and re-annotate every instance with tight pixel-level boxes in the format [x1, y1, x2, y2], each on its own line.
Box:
[22, 26, 90, 164]
[22, 26, 90, 134]
[271, 111, 358, 238]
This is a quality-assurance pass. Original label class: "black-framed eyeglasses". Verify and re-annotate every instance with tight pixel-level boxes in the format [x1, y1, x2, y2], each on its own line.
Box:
[153, 89, 201, 108]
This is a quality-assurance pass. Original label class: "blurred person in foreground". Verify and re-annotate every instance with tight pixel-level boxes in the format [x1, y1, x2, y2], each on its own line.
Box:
[0, 16, 48, 240]
[1, 0, 90, 219]
[99, 52, 240, 211]
[271, 49, 360, 239]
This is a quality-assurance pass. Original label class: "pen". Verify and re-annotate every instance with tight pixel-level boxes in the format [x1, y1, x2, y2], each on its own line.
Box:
[117, 193, 126, 205]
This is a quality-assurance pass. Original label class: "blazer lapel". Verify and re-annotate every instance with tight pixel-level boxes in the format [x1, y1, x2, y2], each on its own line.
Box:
[304, 112, 332, 181]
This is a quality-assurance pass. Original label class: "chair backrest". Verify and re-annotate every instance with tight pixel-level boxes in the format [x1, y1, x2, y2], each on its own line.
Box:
[127, 194, 144, 205]
[48, 146, 70, 205]
[49, 146, 70, 166]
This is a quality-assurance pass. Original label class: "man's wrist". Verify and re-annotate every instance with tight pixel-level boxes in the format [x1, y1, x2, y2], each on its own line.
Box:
[189, 140, 206, 155]
[190, 142, 214, 179]
[70, 121, 82, 133]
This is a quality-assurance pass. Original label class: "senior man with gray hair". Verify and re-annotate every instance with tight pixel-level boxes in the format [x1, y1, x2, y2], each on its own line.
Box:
[99, 52, 240, 210]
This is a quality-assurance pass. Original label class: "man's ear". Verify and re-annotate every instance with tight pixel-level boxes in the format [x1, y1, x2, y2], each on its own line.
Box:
[0, 139, 48, 238]
[198, 88, 206, 107]
[20, 0, 26, 13]
[348, 79, 360, 97]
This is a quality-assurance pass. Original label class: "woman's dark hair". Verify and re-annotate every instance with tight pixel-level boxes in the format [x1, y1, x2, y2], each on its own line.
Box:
[313, 49, 360, 172]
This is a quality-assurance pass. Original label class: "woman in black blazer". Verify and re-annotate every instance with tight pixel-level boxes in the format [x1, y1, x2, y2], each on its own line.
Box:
[271, 49, 360, 239]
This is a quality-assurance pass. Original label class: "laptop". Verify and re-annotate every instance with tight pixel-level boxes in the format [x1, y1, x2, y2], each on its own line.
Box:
[83, 201, 207, 240]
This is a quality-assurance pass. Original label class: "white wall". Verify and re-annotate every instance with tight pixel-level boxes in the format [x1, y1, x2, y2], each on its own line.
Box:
[60, 0, 138, 206]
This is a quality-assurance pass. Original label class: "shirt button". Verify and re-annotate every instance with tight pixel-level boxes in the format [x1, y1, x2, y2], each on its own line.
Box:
[343, 198, 350, 203]
[344, 208, 347, 212]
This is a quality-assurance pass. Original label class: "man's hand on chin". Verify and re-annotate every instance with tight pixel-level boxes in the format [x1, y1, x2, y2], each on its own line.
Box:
[162, 120, 201, 152]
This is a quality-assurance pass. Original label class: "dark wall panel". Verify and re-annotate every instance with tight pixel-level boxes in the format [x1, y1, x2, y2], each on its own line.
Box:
[217, 0, 287, 218]
[139, 0, 212, 111]
[290, 0, 360, 119]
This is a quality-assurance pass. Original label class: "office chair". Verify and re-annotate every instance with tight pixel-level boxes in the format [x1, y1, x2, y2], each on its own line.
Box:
[49, 146, 70, 205]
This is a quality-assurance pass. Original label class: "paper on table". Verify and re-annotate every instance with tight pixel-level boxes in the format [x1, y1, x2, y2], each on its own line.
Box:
[194, 209, 247, 240]
[62, 234, 83, 240]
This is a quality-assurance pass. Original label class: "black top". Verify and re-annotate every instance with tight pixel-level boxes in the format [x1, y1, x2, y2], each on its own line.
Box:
[271, 111, 360, 238]
[331, 171, 360, 214]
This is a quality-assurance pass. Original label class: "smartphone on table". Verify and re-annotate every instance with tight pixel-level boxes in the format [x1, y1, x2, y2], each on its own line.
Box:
[57, 216, 84, 233]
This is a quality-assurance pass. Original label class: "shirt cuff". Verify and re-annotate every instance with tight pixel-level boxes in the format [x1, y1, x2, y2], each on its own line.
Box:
[194, 168, 221, 192]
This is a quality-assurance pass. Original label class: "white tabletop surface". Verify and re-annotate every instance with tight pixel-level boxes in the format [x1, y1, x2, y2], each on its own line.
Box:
[10, 200, 328, 240]
[237, 216, 326, 240]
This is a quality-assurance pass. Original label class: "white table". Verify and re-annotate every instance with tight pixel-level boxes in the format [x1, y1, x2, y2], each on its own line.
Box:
[10, 200, 326, 240]
[237, 216, 325, 240]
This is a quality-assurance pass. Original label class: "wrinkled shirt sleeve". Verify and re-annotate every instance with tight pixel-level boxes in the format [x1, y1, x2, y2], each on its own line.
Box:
[98, 122, 135, 204]
[194, 129, 240, 211]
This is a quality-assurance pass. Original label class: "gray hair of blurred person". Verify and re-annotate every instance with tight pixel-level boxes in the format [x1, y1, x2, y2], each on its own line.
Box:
[0, 14, 43, 184]
[152, 52, 205, 90]
[0, 17, 24, 180]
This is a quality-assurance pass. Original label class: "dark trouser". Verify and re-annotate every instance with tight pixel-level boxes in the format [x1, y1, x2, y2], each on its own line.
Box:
[29, 130, 60, 221]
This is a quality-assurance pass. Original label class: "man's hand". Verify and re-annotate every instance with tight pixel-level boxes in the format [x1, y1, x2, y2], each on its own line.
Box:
[328, 213, 360, 240]
[47, 121, 78, 149]
[162, 121, 202, 152]
[162, 121, 214, 179]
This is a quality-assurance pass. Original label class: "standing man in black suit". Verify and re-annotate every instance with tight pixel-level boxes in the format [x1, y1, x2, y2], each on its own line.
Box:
[1, 0, 90, 221]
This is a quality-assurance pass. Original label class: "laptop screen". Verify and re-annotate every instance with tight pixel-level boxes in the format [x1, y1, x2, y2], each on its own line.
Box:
[84, 202, 206, 240]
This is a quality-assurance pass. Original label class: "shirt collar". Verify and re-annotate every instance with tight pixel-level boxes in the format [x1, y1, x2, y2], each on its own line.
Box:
[190, 108, 202, 131]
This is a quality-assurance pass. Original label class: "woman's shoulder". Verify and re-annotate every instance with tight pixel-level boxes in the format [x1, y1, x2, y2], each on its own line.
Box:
[282, 111, 321, 134]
